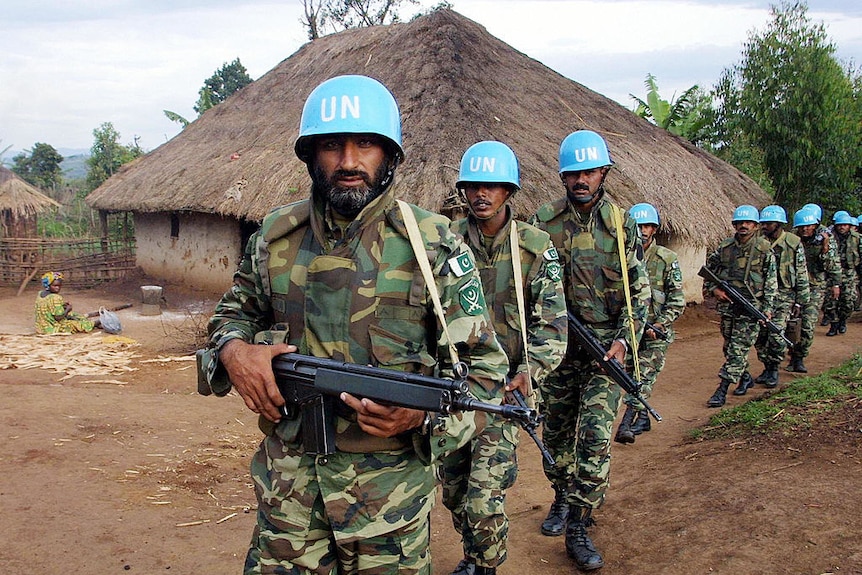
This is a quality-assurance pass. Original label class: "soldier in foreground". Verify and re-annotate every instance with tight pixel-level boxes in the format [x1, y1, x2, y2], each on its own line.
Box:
[614, 203, 684, 443]
[753, 205, 809, 387]
[530, 130, 650, 571]
[444, 141, 567, 575]
[199, 75, 509, 575]
[703, 205, 777, 407]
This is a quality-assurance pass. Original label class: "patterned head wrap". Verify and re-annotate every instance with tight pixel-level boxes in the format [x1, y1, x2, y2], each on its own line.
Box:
[41, 271, 64, 289]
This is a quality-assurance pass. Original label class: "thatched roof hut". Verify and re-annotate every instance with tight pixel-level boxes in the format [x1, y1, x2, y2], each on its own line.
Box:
[87, 9, 769, 245]
[0, 165, 60, 237]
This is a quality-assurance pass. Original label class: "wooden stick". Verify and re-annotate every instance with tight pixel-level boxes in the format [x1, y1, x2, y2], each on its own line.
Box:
[85, 303, 134, 317]
[16, 268, 39, 297]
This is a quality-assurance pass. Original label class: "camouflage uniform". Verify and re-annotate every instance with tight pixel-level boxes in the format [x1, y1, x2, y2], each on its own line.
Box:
[203, 190, 510, 575]
[624, 241, 685, 410]
[529, 197, 650, 509]
[755, 231, 810, 366]
[442, 208, 567, 568]
[795, 229, 840, 358]
[704, 235, 777, 384]
[823, 228, 859, 325]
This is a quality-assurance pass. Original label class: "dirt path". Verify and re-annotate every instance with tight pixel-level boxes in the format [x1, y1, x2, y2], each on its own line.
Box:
[1, 277, 860, 574]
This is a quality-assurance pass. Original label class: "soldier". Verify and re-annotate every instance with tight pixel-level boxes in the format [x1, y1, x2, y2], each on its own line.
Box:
[802, 203, 838, 327]
[529, 130, 650, 571]
[614, 203, 685, 443]
[703, 205, 777, 408]
[824, 211, 860, 335]
[788, 206, 841, 372]
[199, 75, 510, 575]
[753, 205, 809, 387]
[444, 141, 568, 575]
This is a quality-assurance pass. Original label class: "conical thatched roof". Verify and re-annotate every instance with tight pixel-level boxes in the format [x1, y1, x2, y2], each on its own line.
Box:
[87, 9, 769, 245]
[0, 166, 61, 217]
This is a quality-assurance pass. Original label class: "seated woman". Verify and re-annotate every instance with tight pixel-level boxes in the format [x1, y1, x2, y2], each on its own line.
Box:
[34, 272, 100, 334]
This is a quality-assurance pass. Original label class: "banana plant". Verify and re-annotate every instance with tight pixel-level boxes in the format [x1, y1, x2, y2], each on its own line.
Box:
[630, 73, 710, 140]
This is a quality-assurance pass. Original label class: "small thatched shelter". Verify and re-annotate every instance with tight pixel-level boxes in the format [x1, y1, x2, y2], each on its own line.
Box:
[0, 166, 60, 237]
[87, 9, 770, 298]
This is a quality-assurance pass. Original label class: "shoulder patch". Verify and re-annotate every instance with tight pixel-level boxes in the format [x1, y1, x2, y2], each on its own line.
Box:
[543, 247, 559, 261]
[458, 277, 487, 316]
[546, 261, 563, 282]
[448, 253, 475, 277]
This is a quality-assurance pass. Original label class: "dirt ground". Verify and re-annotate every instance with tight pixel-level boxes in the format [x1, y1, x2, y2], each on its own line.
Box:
[1, 271, 860, 575]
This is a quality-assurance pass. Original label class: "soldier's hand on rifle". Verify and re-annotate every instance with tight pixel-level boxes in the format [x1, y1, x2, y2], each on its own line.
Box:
[603, 339, 627, 364]
[646, 323, 663, 340]
[220, 339, 293, 423]
[504, 372, 532, 402]
[340, 393, 427, 438]
[712, 287, 731, 303]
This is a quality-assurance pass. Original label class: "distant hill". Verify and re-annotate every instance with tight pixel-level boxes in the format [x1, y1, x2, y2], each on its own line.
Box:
[0, 149, 90, 181]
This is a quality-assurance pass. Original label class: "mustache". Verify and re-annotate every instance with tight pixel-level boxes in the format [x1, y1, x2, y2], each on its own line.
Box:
[332, 169, 371, 183]
[572, 183, 590, 191]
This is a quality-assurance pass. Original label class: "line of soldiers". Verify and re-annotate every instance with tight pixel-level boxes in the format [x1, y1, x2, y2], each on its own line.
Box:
[199, 74, 689, 575]
[703, 202, 860, 408]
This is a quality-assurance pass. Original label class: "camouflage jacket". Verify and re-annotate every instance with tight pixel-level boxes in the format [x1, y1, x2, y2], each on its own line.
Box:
[765, 230, 810, 305]
[529, 196, 650, 351]
[451, 208, 567, 384]
[835, 229, 860, 275]
[643, 241, 685, 339]
[799, 228, 841, 288]
[204, 189, 509, 540]
[704, 234, 777, 316]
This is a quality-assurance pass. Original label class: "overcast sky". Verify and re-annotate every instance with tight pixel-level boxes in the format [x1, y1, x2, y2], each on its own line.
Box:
[1, 0, 860, 156]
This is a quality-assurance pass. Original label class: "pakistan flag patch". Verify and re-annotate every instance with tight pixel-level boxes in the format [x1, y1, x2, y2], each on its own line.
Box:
[458, 277, 486, 315]
[546, 261, 563, 282]
[670, 260, 682, 283]
[448, 253, 475, 277]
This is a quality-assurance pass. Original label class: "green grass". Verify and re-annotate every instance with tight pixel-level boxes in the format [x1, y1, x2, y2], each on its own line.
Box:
[692, 353, 862, 441]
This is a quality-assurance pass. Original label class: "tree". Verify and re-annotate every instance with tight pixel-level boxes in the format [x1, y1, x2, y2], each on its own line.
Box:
[300, 0, 418, 38]
[11, 142, 64, 190]
[85, 122, 143, 194]
[193, 58, 253, 114]
[713, 1, 862, 211]
[629, 74, 713, 145]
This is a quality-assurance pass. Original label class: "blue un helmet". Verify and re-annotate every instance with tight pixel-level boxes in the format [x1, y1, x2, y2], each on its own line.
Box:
[294, 75, 404, 165]
[629, 202, 660, 226]
[558, 130, 613, 174]
[833, 210, 853, 225]
[802, 203, 822, 223]
[793, 206, 819, 228]
[759, 205, 787, 224]
[456, 141, 520, 191]
[732, 204, 759, 222]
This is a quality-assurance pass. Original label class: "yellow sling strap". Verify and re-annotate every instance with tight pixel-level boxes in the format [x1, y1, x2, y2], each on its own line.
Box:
[396, 200, 461, 367]
[610, 204, 642, 382]
[509, 220, 534, 396]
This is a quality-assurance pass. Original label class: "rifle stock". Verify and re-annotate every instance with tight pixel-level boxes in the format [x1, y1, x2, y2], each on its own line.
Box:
[566, 313, 662, 422]
[697, 266, 793, 348]
[270, 353, 545, 457]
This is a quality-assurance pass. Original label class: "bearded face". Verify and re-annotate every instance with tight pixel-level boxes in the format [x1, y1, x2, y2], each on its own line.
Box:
[313, 161, 390, 218]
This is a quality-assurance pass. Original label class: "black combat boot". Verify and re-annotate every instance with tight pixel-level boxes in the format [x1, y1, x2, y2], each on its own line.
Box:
[786, 355, 807, 373]
[565, 507, 604, 571]
[630, 409, 651, 435]
[838, 319, 847, 334]
[732, 371, 754, 395]
[614, 405, 636, 444]
[450, 558, 475, 575]
[826, 322, 839, 336]
[474, 567, 496, 575]
[755, 363, 779, 388]
[707, 379, 732, 407]
[541, 486, 570, 536]
[820, 316, 830, 326]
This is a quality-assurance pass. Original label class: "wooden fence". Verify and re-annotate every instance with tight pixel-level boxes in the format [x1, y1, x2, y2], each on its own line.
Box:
[0, 237, 136, 289]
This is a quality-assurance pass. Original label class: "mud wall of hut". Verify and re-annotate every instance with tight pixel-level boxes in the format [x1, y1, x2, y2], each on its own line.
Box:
[664, 238, 705, 304]
[134, 212, 240, 293]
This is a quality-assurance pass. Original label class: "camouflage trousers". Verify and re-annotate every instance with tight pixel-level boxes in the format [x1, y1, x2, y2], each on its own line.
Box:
[755, 289, 796, 365]
[439, 417, 519, 567]
[624, 337, 669, 410]
[244, 435, 432, 575]
[718, 313, 760, 382]
[823, 272, 858, 322]
[797, 286, 825, 358]
[539, 360, 622, 509]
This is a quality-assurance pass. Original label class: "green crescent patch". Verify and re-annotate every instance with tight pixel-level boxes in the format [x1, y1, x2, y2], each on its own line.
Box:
[546, 261, 563, 282]
[458, 277, 486, 316]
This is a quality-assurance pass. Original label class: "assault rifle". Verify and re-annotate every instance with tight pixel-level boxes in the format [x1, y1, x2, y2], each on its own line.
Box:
[645, 322, 668, 341]
[509, 388, 556, 466]
[697, 266, 794, 348]
[567, 313, 662, 422]
[270, 353, 548, 458]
